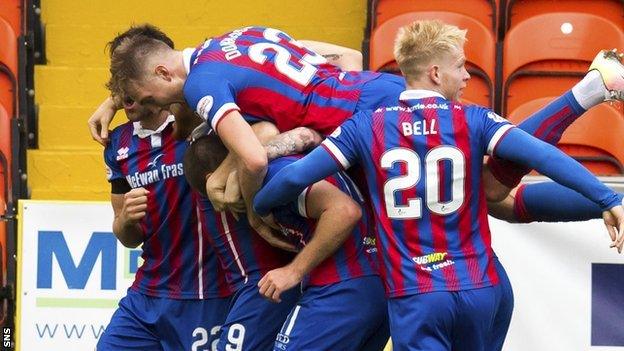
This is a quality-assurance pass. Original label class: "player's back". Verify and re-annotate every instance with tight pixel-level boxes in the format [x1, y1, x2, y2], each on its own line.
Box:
[196, 196, 294, 290]
[265, 156, 378, 287]
[323, 90, 513, 298]
[184, 26, 380, 134]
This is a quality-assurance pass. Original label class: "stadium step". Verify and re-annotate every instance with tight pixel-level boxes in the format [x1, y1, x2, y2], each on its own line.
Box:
[27, 149, 110, 201]
[32, 0, 365, 200]
[37, 106, 127, 150]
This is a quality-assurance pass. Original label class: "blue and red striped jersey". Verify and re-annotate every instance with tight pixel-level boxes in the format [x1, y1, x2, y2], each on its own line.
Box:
[265, 156, 378, 287]
[183, 26, 380, 136]
[104, 117, 232, 299]
[196, 197, 294, 290]
[321, 90, 514, 298]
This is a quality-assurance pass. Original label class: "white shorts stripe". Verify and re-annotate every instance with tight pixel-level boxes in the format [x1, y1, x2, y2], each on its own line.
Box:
[284, 305, 302, 336]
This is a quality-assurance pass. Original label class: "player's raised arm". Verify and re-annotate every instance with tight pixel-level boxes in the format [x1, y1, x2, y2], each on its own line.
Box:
[493, 127, 624, 252]
[258, 180, 361, 303]
[298, 40, 363, 71]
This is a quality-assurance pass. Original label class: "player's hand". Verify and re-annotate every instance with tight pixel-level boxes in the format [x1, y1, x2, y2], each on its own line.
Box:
[120, 188, 149, 225]
[603, 204, 624, 253]
[206, 169, 230, 212]
[258, 265, 303, 303]
[88, 97, 119, 146]
[248, 211, 296, 252]
[260, 213, 279, 230]
[224, 171, 246, 219]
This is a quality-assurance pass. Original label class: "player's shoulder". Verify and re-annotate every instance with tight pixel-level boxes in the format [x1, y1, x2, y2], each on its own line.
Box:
[106, 121, 134, 152]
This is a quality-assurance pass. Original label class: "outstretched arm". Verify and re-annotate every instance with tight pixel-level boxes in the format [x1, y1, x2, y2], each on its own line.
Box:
[494, 128, 624, 251]
[258, 180, 361, 302]
[254, 146, 342, 216]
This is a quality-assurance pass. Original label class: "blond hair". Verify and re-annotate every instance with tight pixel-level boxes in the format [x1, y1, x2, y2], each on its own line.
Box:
[394, 20, 467, 82]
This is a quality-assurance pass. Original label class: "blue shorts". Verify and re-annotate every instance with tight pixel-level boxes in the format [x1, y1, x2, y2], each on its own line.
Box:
[355, 73, 406, 113]
[388, 258, 514, 351]
[97, 289, 231, 351]
[217, 279, 300, 351]
[490, 256, 514, 351]
[274, 275, 389, 351]
[388, 286, 498, 351]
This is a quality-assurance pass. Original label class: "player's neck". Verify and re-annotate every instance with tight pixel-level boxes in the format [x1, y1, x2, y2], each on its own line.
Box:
[140, 110, 171, 131]
[405, 81, 445, 98]
[171, 50, 188, 78]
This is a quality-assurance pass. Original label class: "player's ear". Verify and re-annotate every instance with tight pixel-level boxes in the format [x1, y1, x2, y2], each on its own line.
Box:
[155, 65, 172, 81]
[428, 64, 442, 85]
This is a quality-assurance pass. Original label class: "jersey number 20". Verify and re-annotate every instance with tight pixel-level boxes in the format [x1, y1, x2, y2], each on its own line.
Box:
[248, 28, 327, 86]
[381, 146, 465, 219]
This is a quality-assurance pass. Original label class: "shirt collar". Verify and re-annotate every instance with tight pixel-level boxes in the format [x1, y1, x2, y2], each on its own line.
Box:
[399, 89, 446, 101]
[182, 48, 195, 74]
[133, 115, 176, 139]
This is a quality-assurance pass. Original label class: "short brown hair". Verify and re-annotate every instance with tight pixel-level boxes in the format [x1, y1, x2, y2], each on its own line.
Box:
[183, 134, 229, 198]
[107, 24, 174, 57]
[106, 34, 171, 98]
[394, 20, 467, 83]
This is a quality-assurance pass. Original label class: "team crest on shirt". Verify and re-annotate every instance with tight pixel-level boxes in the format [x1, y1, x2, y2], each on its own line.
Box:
[197, 95, 214, 119]
[116, 147, 129, 161]
[330, 126, 342, 138]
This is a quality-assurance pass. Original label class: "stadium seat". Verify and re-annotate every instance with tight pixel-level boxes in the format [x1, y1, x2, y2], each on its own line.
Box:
[0, 0, 21, 36]
[502, 0, 624, 36]
[502, 12, 624, 115]
[508, 97, 624, 175]
[0, 16, 17, 117]
[369, 11, 496, 107]
[0, 103, 11, 203]
[372, 0, 497, 35]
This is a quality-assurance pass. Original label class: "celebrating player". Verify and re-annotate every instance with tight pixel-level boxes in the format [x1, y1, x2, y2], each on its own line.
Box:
[186, 134, 389, 350]
[252, 20, 624, 350]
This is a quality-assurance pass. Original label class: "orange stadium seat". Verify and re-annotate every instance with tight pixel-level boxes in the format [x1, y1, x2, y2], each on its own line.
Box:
[0, 103, 11, 203]
[502, 0, 624, 34]
[372, 0, 497, 35]
[502, 12, 624, 115]
[509, 97, 624, 175]
[0, 0, 21, 36]
[369, 11, 496, 107]
[0, 16, 17, 117]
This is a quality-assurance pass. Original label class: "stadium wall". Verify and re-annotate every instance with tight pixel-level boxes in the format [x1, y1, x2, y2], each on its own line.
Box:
[30, 0, 366, 200]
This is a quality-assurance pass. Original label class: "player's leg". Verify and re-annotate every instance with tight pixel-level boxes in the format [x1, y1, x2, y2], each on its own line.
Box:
[386, 292, 455, 351]
[274, 275, 388, 351]
[451, 286, 498, 351]
[489, 50, 624, 189]
[157, 296, 232, 351]
[96, 290, 162, 351]
[217, 280, 300, 351]
[488, 256, 514, 351]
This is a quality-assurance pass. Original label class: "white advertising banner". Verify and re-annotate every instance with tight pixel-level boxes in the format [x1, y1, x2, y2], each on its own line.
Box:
[490, 218, 624, 351]
[17, 200, 140, 351]
[14, 200, 624, 350]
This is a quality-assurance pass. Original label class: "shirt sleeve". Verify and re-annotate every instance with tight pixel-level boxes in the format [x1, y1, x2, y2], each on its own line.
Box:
[183, 67, 240, 132]
[468, 106, 515, 155]
[103, 144, 124, 182]
[321, 111, 367, 169]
